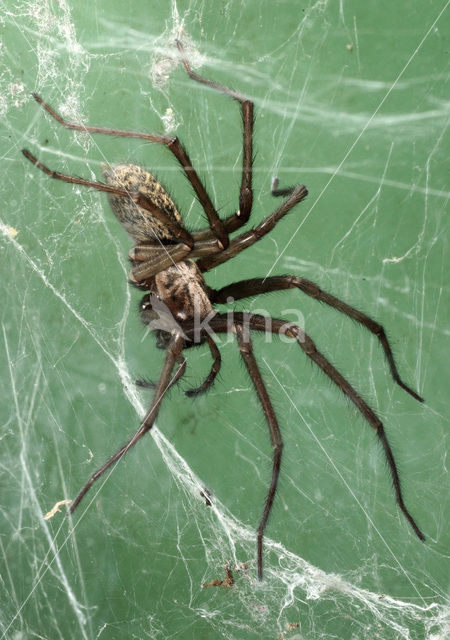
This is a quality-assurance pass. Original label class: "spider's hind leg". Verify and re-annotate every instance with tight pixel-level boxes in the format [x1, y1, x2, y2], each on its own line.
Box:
[176, 40, 254, 230]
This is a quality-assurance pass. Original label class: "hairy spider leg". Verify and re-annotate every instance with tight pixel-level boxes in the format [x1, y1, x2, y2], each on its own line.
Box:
[197, 185, 308, 272]
[129, 237, 220, 283]
[176, 40, 253, 229]
[185, 335, 222, 397]
[130, 178, 308, 281]
[21, 149, 193, 247]
[234, 323, 283, 581]
[136, 335, 221, 398]
[136, 353, 186, 391]
[68, 334, 185, 514]
[210, 276, 423, 402]
[200, 312, 425, 578]
[29, 92, 228, 248]
[270, 177, 298, 197]
[24, 49, 308, 281]
[224, 313, 424, 533]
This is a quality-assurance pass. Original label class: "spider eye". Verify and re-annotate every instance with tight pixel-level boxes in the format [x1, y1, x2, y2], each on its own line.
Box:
[139, 294, 152, 311]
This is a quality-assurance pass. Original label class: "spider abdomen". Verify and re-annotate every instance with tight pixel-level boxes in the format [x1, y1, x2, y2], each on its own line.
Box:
[102, 163, 184, 243]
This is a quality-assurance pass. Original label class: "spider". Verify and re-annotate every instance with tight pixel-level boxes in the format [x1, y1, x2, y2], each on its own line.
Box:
[22, 41, 425, 580]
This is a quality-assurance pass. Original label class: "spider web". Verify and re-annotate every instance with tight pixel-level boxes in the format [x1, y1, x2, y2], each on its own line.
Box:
[1, 1, 449, 638]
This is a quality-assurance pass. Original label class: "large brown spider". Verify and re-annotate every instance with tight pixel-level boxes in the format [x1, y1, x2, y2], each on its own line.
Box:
[22, 41, 424, 580]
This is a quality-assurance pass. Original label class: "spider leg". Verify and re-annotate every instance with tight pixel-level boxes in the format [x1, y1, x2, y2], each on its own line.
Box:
[28, 93, 228, 248]
[129, 244, 193, 284]
[68, 334, 185, 514]
[234, 323, 282, 581]
[189, 176, 300, 243]
[210, 276, 423, 402]
[136, 353, 186, 390]
[197, 184, 308, 272]
[271, 177, 297, 197]
[129, 237, 223, 283]
[181, 315, 283, 579]
[176, 40, 253, 229]
[185, 335, 221, 397]
[215, 312, 424, 543]
[131, 239, 223, 263]
[22, 149, 194, 248]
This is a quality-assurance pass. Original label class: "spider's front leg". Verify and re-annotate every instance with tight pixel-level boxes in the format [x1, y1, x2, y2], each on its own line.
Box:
[233, 323, 283, 581]
[182, 315, 283, 580]
[68, 333, 185, 514]
[188, 311, 425, 579]
[241, 313, 425, 543]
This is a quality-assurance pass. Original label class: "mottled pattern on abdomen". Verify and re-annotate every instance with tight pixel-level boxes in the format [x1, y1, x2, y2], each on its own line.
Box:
[102, 163, 184, 242]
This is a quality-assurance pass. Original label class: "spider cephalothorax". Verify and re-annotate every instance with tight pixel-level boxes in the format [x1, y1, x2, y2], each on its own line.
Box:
[22, 40, 424, 580]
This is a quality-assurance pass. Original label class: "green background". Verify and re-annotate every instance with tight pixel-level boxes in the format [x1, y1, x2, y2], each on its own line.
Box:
[1, 1, 448, 639]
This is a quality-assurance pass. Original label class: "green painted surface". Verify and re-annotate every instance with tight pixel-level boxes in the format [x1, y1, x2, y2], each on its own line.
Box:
[1, 1, 448, 638]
